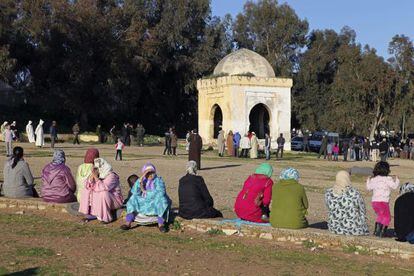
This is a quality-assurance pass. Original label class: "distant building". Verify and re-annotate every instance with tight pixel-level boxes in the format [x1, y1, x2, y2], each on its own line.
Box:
[197, 48, 292, 149]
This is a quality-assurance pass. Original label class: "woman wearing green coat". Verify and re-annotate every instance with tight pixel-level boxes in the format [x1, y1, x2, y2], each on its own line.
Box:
[270, 167, 308, 229]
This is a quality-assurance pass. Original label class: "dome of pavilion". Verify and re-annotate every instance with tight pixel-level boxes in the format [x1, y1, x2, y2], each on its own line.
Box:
[213, 48, 275, 78]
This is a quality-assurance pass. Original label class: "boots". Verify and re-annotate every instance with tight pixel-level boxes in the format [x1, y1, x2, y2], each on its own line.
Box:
[374, 222, 383, 237]
[380, 226, 388, 238]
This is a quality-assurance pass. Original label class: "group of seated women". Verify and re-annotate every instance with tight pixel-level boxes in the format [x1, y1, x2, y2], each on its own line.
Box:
[2, 146, 414, 242]
[234, 164, 308, 229]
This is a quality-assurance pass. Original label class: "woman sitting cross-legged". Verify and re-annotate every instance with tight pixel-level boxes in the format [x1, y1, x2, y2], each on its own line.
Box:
[234, 163, 274, 223]
[270, 167, 308, 229]
[79, 158, 123, 223]
[41, 149, 77, 203]
[3, 146, 38, 198]
[394, 183, 414, 243]
[121, 163, 171, 232]
[178, 160, 222, 219]
[325, 170, 369, 236]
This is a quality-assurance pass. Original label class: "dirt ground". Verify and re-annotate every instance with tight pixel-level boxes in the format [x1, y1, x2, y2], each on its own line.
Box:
[1, 142, 414, 275]
[1, 142, 414, 228]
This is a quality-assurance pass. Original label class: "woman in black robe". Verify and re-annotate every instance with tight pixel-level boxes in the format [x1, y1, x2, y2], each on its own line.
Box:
[178, 161, 222, 219]
[188, 130, 202, 169]
[394, 182, 414, 243]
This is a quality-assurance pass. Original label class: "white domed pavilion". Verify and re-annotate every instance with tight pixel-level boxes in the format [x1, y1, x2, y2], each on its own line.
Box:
[197, 48, 293, 149]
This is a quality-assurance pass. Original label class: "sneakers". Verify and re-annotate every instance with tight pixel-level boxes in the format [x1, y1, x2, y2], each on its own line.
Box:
[374, 222, 383, 237]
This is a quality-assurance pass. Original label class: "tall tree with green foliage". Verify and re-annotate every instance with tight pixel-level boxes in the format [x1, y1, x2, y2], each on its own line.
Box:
[388, 35, 414, 135]
[233, 0, 308, 77]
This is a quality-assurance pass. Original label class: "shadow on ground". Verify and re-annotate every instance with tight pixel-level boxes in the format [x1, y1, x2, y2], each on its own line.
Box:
[201, 164, 242, 171]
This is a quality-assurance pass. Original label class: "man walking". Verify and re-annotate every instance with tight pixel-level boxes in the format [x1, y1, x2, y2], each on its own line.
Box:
[233, 132, 241, 157]
[136, 124, 145, 147]
[110, 125, 117, 143]
[265, 133, 271, 160]
[4, 123, 13, 156]
[189, 129, 203, 170]
[379, 138, 389, 162]
[276, 133, 285, 159]
[72, 123, 80, 145]
[50, 121, 58, 148]
[163, 128, 172, 155]
[318, 135, 328, 159]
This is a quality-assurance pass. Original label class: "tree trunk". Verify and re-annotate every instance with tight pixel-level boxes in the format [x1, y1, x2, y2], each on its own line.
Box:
[369, 105, 384, 141]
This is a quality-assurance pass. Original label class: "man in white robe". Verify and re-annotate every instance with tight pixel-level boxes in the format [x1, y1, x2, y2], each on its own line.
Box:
[26, 121, 36, 143]
[35, 119, 45, 147]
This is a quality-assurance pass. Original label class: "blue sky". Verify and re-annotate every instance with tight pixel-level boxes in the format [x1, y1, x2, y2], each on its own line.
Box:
[211, 0, 414, 58]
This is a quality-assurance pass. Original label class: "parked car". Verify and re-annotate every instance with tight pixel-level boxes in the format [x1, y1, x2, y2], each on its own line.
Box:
[309, 131, 340, 152]
[291, 136, 304, 151]
[309, 132, 324, 152]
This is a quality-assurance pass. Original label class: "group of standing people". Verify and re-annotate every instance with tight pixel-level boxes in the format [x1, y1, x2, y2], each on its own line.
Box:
[2, 120, 47, 155]
[217, 130, 284, 160]
[317, 135, 392, 163]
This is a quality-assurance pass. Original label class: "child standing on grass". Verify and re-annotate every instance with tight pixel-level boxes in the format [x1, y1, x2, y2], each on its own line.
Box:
[366, 161, 399, 237]
[115, 138, 125, 161]
[332, 143, 339, 161]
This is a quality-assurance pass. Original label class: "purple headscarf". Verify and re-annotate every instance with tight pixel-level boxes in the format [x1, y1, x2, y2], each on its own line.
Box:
[141, 163, 156, 190]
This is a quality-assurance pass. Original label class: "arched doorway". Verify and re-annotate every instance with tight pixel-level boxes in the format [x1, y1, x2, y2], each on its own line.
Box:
[249, 103, 270, 139]
[211, 104, 223, 138]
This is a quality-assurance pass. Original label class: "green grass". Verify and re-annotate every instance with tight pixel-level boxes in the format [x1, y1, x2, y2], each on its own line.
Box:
[1, 213, 414, 275]
[206, 228, 225, 236]
[302, 239, 319, 249]
[16, 247, 55, 257]
[342, 244, 369, 255]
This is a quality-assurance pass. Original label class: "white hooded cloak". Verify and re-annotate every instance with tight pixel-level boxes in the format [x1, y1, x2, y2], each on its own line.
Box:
[35, 119, 44, 147]
[26, 121, 35, 143]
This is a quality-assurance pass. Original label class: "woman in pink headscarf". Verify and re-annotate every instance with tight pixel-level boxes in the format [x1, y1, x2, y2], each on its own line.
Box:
[79, 158, 123, 223]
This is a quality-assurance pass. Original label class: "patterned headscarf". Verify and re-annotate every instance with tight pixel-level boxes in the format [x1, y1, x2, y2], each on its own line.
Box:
[141, 162, 156, 176]
[279, 167, 300, 181]
[84, 148, 99, 164]
[333, 170, 351, 196]
[399, 182, 414, 196]
[141, 162, 157, 190]
[186, 160, 197, 175]
[52, 149, 66, 165]
[94, 158, 113, 179]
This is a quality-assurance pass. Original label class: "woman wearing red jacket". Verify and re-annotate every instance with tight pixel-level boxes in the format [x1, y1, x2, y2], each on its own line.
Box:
[234, 163, 274, 223]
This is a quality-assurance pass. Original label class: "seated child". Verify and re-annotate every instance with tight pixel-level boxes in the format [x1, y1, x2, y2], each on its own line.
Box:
[124, 174, 138, 205]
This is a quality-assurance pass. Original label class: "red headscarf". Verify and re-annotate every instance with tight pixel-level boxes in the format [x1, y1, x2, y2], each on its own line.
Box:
[84, 148, 99, 164]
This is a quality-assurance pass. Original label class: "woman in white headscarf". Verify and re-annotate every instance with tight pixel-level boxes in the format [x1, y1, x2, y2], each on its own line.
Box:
[26, 121, 35, 143]
[325, 170, 369, 235]
[35, 119, 44, 147]
[79, 158, 123, 223]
